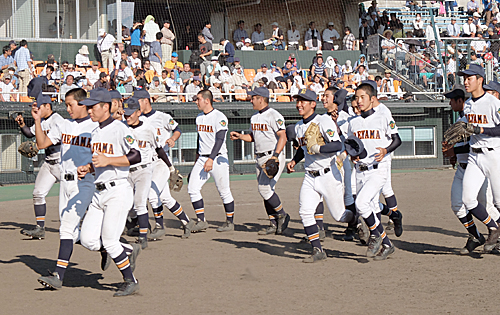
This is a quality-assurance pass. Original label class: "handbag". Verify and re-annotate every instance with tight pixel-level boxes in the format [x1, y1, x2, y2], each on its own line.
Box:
[453, 1, 458, 7]
[439, 3, 446, 15]
[116, 83, 126, 94]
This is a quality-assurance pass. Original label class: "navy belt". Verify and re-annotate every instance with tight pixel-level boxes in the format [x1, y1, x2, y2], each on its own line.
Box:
[46, 159, 59, 165]
[130, 164, 147, 173]
[96, 181, 115, 191]
[471, 147, 494, 154]
[256, 151, 272, 158]
[357, 164, 378, 172]
[307, 168, 330, 177]
[64, 174, 75, 181]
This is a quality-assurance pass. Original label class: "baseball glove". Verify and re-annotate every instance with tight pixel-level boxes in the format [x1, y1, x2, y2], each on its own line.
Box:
[168, 168, 184, 192]
[18, 141, 38, 158]
[443, 121, 479, 146]
[262, 156, 279, 179]
[305, 122, 325, 155]
[336, 151, 347, 171]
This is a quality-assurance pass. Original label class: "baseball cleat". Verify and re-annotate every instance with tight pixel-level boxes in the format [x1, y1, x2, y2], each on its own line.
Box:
[366, 235, 383, 258]
[135, 236, 148, 250]
[484, 228, 500, 252]
[356, 217, 370, 245]
[386, 219, 394, 231]
[303, 247, 327, 263]
[113, 279, 140, 297]
[276, 213, 290, 235]
[342, 226, 356, 242]
[390, 211, 403, 237]
[21, 225, 45, 239]
[100, 249, 112, 271]
[258, 224, 277, 235]
[460, 234, 485, 255]
[124, 217, 139, 236]
[182, 220, 196, 239]
[216, 221, 234, 232]
[191, 220, 209, 233]
[374, 243, 396, 261]
[148, 223, 165, 240]
[319, 229, 326, 241]
[38, 271, 62, 289]
[128, 243, 141, 272]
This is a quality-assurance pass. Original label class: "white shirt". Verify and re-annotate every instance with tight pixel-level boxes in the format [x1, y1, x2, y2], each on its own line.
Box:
[86, 68, 101, 85]
[463, 22, 477, 36]
[139, 109, 179, 154]
[75, 54, 89, 67]
[117, 67, 134, 82]
[464, 93, 500, 148]
[336, 110, 352, 136]
[250, 107, 285, 153]
[0, 81, 14, 101]
[196, 109, 228, 156]
[241, 46, 254, 51]
[471, 40, 488, 53]
[143, 20, 161, 42]
[287, 29, 300, 44]
[128, 56, 142, 69]
[322, 28, 340, 43]
[127, 121, 159, 166]
[185, 83, 201, 101]
[30, 112, 65, 160]
[97, 34, 116, 52]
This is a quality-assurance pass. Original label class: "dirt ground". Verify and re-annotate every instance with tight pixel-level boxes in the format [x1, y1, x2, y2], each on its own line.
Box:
[1, 169, 498, 314]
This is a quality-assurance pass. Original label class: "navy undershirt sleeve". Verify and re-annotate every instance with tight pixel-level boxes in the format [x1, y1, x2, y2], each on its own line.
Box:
[209, 130, 227, 160]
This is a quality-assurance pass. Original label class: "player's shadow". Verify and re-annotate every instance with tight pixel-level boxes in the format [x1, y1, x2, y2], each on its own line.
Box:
[402, 224, 466, 238]
[0, 221, 59, 233]
[391, 239, 465, 256]
[0, 255, 118, 291]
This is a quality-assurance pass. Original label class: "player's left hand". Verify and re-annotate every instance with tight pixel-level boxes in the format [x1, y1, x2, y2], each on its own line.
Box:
[92, 152, 109, 168]
[77, 164, 91, 179]
[204, 158, 213, 172]
[165, 138, 176, 147]
[374, 147, 387, 162]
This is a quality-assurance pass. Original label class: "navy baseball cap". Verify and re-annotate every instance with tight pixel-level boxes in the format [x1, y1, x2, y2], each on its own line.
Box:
[123, 97, 140, 116]
[248, 87, 270, 98]
[132, 89, 150, 99]
[285, 124, 296, 140]
[35, 94, 52, 107]
[457, 64, 485, 78]
[261, 63, 268, 68]
[483, 81, 500, 94]
[294, 88, 317, 101]
[443, 84, 466, 99]
[109, 89, 122, 100]
[344, 136, 366, 158]
[80, 88, 112, 106]
[359, 80, 378, 95]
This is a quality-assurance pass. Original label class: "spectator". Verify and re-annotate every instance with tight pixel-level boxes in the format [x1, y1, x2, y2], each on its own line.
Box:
[60, 75, 78, 100]
[353, 54, 369, 73]
[305, 21, 322, 50]
[426, 40, 438, 61]
[149, 76, 167, 102]
[202, 21, 214, 44]
[164, 52, 183, 72]
[219, 66, 233, 92]
[342, 59, 353, 75]
[287, 22, 300, 50]
[116, 60, 134, 93]
[185, 76, 201, 101]
[309, 74, 324, 95]
[160, 20, 175, 66]
[352, 65, 368, 87]
[231, 57, 244, 74]
[149, 32, 163, 75]
[342, 26, 356, 50]
[311, 56, 327, 80]
[0, 45, 14, 73]
[209, 79, 224, 102]
[270, 60, 283, 76]
[233, 20, 249, 49]
[143, 60, 152, 72]
[323, 22, 340, 51]
[369, 12, 380, 30]
[9, 40, 18, 57]
[75, 45, 90, 67]
[330, 64, 343, 84]
[447, 55, 456, 86]
[97, 29, 115, 70]
[181, 25, 196, 50]
[241, 38, 253, 50]
[252, 63, 278, 88]
[381, 10, 389, 28]
[389, 13, 404, 38]
[463, 16, 477, 37]
[230, 65, 249, 90]
[128, 50, 142, 69]
[143, 15, 160, 46]
[470, 51, 484, 66]
[219, 38, 235, 65]
[413, 13, 424, 37]
[86, 61, 101, 89]
[130, 21, 143, 56]
[467, 0, 479, 15]
[359, 19, 374, 54]
[206, 55, 221, 82]
[472, 12, 483, 28]
[324, 55, 336, 77]
[122, 25, 131, 48]
[198, 34, 213, 77]
[471, 32, 488, 57]
[488, 27, 500, 59]
[447, 17, 461, 37]
[0, 74, 15, 101]
[179, 63, 193, 84]
[251, 23, 265, 50]
[423, 22, 440, 46]
[115, 49, 128, 70]
[13, 39, 33, 94]
[419, 52, 435, 88]
[375, 75, 383, 93]
[159, 69, 169, 86]
[395, 40, 407, 72]
[488, 17, 497, 30]
[368, 1, 380, 16]
[282, 59, 297, 79]
[49, 16, 63, 38]
[380, 69, 395, 93]
[270, 22, 284, 50]
[444, 0, 454, 17]
[134, 69, 147, 89]
[381, 29, 396, 65]
[94, 72, 110, 90]
[484, 0, 494, 27]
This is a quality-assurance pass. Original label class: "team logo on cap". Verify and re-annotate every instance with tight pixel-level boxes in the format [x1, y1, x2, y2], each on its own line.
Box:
[169, 118, 175, 125]
[300, 88, 307, 94]
[132, 91, 135, 96]
[389, 121, 396, 129]
[124, 103, 128, 108]
[125, 135, 135, 144]
[220, 120, 227, 127]
[87, 92, 91, 98]
[326, 129, 335, 137]
[277, 119, 283, 126]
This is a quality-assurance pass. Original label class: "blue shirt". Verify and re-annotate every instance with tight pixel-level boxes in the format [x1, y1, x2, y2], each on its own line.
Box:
[0, 54, 13, 69]
[131, 28, 141, 46]
[14, 46, 31, 71]
[149, 41, 162, 63]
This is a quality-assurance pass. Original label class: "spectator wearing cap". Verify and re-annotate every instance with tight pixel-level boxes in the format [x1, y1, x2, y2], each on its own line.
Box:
[359, 19, 374, 54]
[230, 65, 250, 91]
[149, 76, 167, 102]
[488, 17, 497, 30]
[287, 22, 300, 50]
[97, 29, 116, 70]
[471, 32, 488, 57]
[160, 20, 175, 67]
[251, 23, 265, 50]
[179, 63, 193, 84]
[185, 76, 201, 101]
[0, 45, 14, 73]
[323, 22, 340, 51]
[13, 39, 33, 94]
[270, 60, 283, 76]
[381, 29, 396, 64]
[233, 20, 249, 49]
[342, 26, 356, 50]
[447, 17, 461, 37]
[472, 12, 483, 29]
[230, 57, 244, 74]
[219, 38, 235, 65]
[94, 72, 110, 90]
[467, 0, 479, 16]
[86, 61, 101, 89]
[75, 45, 90, 67]
[209, 78, 224, 102]
[206, 55, 221, 82]
[305, 21, 322, 50]
[241, 38, 254, 51]
[368, 0, 380, 17]
[202, 21, 214, 44]
[252, 63, 277, 88]
[380, 69, 395, 94]
[149, 32, 163, 75]
[0, 74, 15, 101]
[463, 15, 477, 37]
[270, 22, 284, 50]
[164, 51, 183, 72]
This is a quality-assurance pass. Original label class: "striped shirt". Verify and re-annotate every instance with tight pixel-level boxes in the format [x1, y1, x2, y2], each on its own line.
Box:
[14, 46, 31, 71]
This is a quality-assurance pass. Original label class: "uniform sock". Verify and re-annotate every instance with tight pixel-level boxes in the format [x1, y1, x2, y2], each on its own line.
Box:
[376, 223, 392, 246]
[304, 224, 322, 250]
[376, 212, 382, 223]
[365, 213, 381, 237]
[152, 206, 164, 228]
[385, 195, 398, 213]
[192, 199, 205, 222]
[458, 213, 481, 239]
[34, 204, 46, 228]
[168, 202, 189, 225]
[113, 250, 136, 282]
[223, 201, 235, 223]
[315, 202, 325, 230]
[469, 203, 498, 229]
[380, 203, 390, 216]
[266, 193, 286, 216]
[264, 200, 277, 225]
[346, 203, 357, 226]
[137, 213, 148, 239]
[54, 239, 73, 280]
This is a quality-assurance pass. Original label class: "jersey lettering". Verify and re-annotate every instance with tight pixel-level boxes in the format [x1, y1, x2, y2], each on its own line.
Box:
[157, 128, 161, 135]
[466, 114, 489, 124]
[61, 133, 92, 148]
[92, 142, 115, 155]
[251, 123, 269, 132]
[355, 130, 381, 140]
[137, 140, 147, 148]
[197, 124, 214, 133]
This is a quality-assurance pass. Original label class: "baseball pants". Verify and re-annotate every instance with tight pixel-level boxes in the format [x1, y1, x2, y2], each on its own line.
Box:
[463, 149, 500, 211]
[355, 162, 389, 220]
[188, 155, 234, 204]
[58, 175, 94, 242]
[128, 163, 153, 216]
[33, 161, 61, 205]
[255, 153, 285, 200]
[452, 164, 499, 220]
[80, 179, 133, 259]
[149, 159, 177, 209]
[299, 167, 351, 227]
[381, 159, 395, 198]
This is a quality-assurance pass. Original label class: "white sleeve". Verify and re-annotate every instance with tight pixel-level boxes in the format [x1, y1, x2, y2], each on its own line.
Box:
[319, 116, 340, 142]
[162, 113, 179, 131]
[214, 112, 228, 132]
[47, 122, 62, 145]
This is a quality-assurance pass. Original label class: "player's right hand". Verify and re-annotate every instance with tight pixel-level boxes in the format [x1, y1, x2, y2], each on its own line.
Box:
[230, 131, 241, 140]
[31, 106, 42, 121]
[286, 161, 296, 173]
[77, 164, 90, 179]
[15, 114, 25, 127]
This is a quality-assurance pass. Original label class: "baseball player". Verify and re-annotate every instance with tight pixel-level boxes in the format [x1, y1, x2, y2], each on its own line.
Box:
[77, 88, 142, 297]
[455, 64, 500, 251]
[287, 89, 356, 263]
[34, 88, 97, 290]
[230, 87, 290, 235]
[346, 82, 402, 260]
[135, 89, 195, 239]
[442, 84, 500, 254]
[110, 89, 124, 120]
[189, 90, 235, 232]
[483, 80, 500, 99]
[16, 94, 64, 239]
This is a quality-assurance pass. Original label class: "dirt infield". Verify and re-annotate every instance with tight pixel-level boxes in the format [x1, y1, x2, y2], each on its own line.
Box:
[0, 169, 498, 314]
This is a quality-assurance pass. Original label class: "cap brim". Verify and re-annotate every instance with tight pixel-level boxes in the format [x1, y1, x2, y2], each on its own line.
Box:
[80, 99, 101, 106]
[443, 90, 464, 98]
[293, 94, 315, 101]
[483, 84, 494, 91]
[123, 108, 138, 116]
[457, 70, 478, 76]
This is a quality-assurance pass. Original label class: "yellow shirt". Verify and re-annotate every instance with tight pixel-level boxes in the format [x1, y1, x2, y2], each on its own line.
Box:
[164, 61, 183, 71]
